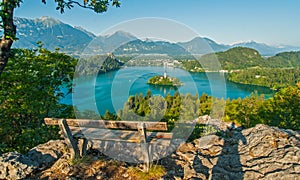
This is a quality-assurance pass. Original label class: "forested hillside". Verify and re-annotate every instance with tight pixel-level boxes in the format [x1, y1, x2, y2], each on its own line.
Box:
[182, 47, 300, 71]
[76, 53, 123, 75]
[196, 47, 266, 70]
[267, 51, 300, 68]
[228, 68, 300, 89]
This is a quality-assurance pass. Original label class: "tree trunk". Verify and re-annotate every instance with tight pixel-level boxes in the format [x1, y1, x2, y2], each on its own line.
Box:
[0, 0, 16, 75]
[0, 37, 14, 75]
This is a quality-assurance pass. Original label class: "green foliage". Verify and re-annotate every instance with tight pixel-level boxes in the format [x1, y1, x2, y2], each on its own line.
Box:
[225, 94, 265, 128]
[228, 68, 300, 90]
[187, 124, 218, 142]
[102, 109, 118, 120]
[198, 93, 212, 116]
[41, 0, 120, 14]
[0, 47, 76, 154]
[224, 85, 300, 130]
[266, 84, 300, 129]
[118, 93, 167, 121]
[69, 155, 94, 166]
[163, 92, 182, 121]
[179, 93, 200, 121]
[118, 92, 205, 131]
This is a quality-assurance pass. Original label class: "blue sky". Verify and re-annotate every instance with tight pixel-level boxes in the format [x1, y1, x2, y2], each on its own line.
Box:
[15, 0, 300, 46]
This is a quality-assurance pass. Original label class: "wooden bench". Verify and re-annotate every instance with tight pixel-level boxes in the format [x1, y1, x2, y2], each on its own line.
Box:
[44, 118, 172, 171]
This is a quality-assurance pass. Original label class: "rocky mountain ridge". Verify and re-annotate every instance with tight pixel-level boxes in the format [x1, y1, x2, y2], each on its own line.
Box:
[1, 124, 299, 179]
[13, 16, 94, 55]
[6, 16, 300, 56]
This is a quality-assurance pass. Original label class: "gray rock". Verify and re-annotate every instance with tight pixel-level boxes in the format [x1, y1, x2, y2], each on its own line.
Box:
[0, 152, 38, 180]
[27, 140, 67, 170]
[194, 135, 223, 149]
[168, 124, 300, 179]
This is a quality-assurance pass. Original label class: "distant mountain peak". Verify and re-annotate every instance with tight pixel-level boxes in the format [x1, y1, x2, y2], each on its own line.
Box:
[229, 40, 295, 56]
[12, 16, 94, 54]
[231, 40, 266, 46]
[35, 16, 62, 27]
[9, 16, 300, 56]
[74, 26, 96, 38]
[105, 30, 136, 39]
[179, 36, 230, 54]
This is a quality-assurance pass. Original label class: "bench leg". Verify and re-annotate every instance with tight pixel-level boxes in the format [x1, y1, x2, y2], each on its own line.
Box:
[78, 138, 88, 157]
[58, 119, 80, 159]
[138, 123, 150, 172]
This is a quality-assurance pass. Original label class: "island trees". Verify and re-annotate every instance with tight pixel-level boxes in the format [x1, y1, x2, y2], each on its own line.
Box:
[147, 75, 182, 87]
[0, 0, 120, 74]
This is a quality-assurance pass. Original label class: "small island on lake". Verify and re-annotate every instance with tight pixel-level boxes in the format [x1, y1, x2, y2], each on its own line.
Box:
[147, 75, 182, 87]
[147, 62, 182, 87]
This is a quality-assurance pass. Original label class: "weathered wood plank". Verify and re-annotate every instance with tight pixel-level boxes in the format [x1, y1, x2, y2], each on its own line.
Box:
[69, 127, 173, 141]
[146, 132, 173, 140]
[44, 118, 168, 131]
[78, 138, 88, 157]
[138, 122, 150, 172]
[58, 119, 79, 159]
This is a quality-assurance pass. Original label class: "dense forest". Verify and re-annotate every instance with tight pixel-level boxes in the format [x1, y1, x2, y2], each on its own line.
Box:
[181, 60, 203, 72]
[213, 47, 266, 70]
[181, 47, 300, 71]
[76, 53, 123, 75]
[228, 68, 300, 89]
[110, 84, 299, 133]
[267, 51, 300, 68]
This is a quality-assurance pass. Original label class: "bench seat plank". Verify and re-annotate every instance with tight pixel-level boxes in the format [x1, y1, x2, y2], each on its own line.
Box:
[70, 127, 173, 142]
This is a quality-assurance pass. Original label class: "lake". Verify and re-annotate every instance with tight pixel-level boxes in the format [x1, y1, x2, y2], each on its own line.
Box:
[62, 66, 273, 115]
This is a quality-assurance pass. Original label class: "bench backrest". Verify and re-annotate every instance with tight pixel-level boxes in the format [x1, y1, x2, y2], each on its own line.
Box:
[44, 118, 168, 131]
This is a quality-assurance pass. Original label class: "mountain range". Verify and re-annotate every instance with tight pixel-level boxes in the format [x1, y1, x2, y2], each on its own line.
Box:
[9, 16, 300, 56]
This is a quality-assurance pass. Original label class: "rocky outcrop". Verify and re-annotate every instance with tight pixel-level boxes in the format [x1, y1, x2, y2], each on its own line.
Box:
[27, 140, 67, 170]
[0, 152, 38, 180]
[162, 124, 300, 179]
[0, 140, 66, 180]
[0, 124, 299, 179]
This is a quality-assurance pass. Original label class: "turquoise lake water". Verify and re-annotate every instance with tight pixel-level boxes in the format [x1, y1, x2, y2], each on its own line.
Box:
[61, 66, 273, 115]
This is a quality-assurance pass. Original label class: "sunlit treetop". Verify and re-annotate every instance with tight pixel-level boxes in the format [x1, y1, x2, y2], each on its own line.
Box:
[42, 0, 121, 13]
[0, 0, 121, 29]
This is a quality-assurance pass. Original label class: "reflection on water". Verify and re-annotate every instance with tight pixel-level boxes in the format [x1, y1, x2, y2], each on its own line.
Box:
[63, 66, 274, 115]
[234, 83, 274, 97]
[148, 84, 179, 96]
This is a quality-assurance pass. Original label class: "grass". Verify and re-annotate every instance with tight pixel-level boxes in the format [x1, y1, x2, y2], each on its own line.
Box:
[127, 164, 166, 180]
[69, 155, 94, 166]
